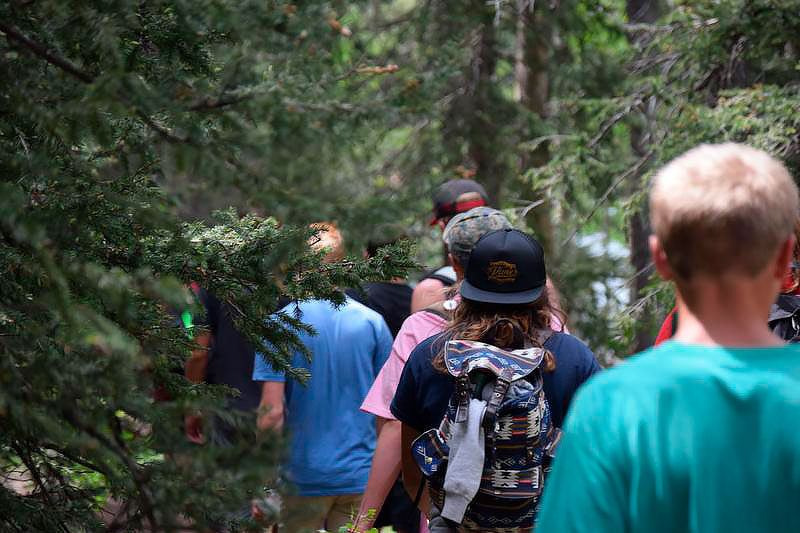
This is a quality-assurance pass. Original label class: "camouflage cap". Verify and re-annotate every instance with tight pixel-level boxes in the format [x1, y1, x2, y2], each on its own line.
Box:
[442, 207, 512, 266]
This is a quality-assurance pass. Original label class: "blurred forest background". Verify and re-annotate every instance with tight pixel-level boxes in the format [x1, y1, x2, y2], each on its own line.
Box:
[2, 0, 799, 531]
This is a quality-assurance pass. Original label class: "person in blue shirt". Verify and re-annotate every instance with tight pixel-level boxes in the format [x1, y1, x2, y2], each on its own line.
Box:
[537, 143, 800, 533]
[391, 228, 601, 528]
[253, 224, 394, 533]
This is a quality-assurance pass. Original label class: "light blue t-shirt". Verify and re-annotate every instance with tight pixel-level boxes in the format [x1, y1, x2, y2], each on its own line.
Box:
[537, 341, 800, 533]
[253, 297, 393, 496]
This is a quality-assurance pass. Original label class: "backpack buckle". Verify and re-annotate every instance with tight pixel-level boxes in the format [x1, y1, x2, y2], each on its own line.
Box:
[454, 372, 470, 423]
[482, 367, 513, 433]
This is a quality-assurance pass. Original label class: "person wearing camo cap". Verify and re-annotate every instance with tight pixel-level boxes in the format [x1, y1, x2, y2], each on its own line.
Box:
[350, 207, 513, 533]
[412, 180, 492, 313]
[442, 207, 512, 282]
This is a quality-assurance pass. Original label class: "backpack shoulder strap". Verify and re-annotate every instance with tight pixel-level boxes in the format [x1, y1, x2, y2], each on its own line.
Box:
[423, 299, 455, 321]
[482, 366, 514, 433]
[532, 327, 554, 347]
[423, 265, 457, 286]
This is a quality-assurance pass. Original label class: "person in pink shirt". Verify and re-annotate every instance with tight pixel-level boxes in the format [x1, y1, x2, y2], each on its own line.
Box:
[351, 207, 514, 532]
[359, 310, 448, 421]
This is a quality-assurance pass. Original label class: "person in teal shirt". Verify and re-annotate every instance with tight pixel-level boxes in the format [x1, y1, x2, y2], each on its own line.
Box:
[537, 143, 800, 533]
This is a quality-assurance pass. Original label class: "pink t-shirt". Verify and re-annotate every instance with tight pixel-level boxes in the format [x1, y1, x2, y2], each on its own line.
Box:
[361, 310, 447, 419]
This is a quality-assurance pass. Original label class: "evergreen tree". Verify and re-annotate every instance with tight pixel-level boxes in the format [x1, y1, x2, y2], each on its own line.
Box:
[0, 1, 414, 531]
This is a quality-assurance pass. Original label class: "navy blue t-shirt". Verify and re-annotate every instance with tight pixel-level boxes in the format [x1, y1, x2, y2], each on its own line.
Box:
[390, 332, 602, 432]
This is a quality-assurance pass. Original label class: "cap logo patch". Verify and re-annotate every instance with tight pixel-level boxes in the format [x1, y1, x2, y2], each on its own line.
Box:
[487, 261, 517, 284]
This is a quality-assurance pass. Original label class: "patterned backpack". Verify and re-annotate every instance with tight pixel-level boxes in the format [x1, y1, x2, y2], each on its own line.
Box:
[411, 335, 561, 532]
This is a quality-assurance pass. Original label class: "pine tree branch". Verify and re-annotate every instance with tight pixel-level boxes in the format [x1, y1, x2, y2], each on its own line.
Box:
[588, 94, 645, 149]
[0, 23, 95, 83]
[60, 408, 159, 531]
[282, 98, 356, 112]
[562, 148, 656, 247]
[188, 93, 254, 111]
[43, 442, 115, 479]
[136, 110, 188, 143]
[103, 498, 135, 533]
[10, 442, 71, 533]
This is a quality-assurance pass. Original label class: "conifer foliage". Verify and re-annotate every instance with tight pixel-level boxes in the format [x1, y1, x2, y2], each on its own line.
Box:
[0, 1, 413, 531]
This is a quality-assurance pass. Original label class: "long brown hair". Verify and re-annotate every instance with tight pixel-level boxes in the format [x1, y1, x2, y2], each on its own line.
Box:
[432, 284, 565, 373]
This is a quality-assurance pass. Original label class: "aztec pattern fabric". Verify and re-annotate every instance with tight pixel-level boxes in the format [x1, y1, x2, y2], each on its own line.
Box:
[444, 340, 545, 382]
[412, 339, 562, 532]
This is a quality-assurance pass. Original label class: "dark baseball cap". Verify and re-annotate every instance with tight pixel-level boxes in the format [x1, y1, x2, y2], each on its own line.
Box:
[461, 228, 547, 305]
[430, 179, 489, 225]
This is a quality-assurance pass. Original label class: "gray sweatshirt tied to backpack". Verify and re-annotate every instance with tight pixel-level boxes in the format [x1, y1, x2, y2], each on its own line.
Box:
[440, 397, 488, 523]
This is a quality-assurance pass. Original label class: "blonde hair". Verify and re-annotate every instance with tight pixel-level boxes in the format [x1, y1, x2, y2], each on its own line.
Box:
[650, 143, 798, 280]
[309, 222, 344, 263]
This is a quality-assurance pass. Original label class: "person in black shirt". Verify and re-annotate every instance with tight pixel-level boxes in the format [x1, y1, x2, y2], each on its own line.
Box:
[346, 236, 414, 338]
[347, 282, 413, 338]
[184, 286, 262, 444]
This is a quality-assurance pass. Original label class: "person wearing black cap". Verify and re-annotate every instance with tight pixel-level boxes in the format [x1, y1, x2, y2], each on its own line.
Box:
[411, 179, 490, 313]
[390, 229, 601, 529]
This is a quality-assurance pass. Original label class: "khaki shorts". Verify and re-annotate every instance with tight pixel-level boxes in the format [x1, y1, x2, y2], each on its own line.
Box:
[282, 493, 362, 533]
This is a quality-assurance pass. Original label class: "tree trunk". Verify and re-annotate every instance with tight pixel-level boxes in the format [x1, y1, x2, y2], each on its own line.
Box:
[514, 3, 555, 256]
[626, 0, 661, 352]
[466, 4, 504, 206]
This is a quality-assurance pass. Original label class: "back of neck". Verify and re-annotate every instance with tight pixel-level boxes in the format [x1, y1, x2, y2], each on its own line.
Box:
[672, 282, 782, 347]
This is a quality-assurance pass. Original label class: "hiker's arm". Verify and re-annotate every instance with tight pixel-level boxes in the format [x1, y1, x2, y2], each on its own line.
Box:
[351, 417, 403, 532]
[185, 331, 211, 384]
[184, 332, 211, 443]
[411, 278, 446, 313]
[401, 422, 430, 517]
[256, 381, 285, 432]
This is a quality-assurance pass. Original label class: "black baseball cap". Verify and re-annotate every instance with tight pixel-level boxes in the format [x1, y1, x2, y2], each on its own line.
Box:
[430, 179, 489, 225]
[460, 228, 547, 305]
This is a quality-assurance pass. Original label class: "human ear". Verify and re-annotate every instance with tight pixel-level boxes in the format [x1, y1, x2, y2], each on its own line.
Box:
[650, 235, 673, 281]
[773, 236, 796, 279]
[449, 253, 465, 280]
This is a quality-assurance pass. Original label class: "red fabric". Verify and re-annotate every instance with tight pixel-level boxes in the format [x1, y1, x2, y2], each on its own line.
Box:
[429, 197, 488, 225]
[654, 308, 677, 345]
[656, 264, 800, 347]
[153, 386, 172, 402]
[781, 269, 800, 294]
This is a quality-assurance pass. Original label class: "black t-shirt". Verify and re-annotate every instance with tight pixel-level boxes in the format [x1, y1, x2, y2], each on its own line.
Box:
[345, 281, 413, 338]
[198, 289, 262, 413]
[390, 332, 602, 433]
